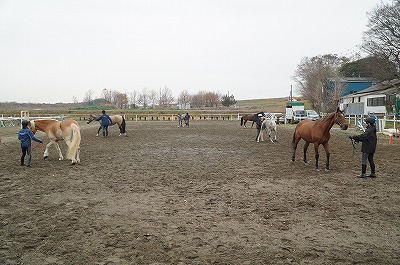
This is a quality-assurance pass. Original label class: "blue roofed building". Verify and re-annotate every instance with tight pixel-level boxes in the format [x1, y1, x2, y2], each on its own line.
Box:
[327, 77, 378, 96]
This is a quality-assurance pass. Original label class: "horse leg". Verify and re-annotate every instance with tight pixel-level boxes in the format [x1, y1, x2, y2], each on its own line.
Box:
[251, 121, 254, 128]
[303, 142, 310, 165]
[314, 143, 320, 171]
[43, 141, 53, 159]
[76, 147, 80, 164]
[268, 129, 273, 142]
[54, 142, 64, 160]
[291, 137, 301, 162]
[323, 142, 330, 171]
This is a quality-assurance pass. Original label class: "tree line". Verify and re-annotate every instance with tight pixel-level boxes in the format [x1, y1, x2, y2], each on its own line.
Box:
[79, 87, 237, 109]
[293, 0, 399, 113]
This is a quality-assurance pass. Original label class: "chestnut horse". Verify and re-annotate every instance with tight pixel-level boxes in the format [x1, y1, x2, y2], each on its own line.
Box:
[29, 119, 81, 165]
[291, 107, 348, 171]
[240, 114, 257, 128]
[87, 114, 126, 136]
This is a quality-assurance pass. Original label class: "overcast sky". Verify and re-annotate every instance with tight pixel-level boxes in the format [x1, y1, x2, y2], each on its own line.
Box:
[0, 0, 385, 103]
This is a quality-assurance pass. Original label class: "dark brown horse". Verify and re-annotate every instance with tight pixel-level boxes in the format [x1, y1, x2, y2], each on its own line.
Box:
[240, 114, 257, 128]
[291, 107, 348, 171]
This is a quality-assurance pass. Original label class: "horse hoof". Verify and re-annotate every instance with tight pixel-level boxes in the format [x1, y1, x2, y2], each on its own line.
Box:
[325, 168, 330, 172]
[43, 156, 48, 159]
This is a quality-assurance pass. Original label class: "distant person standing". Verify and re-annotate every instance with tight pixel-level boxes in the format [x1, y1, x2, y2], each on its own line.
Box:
[184, 112, 190, 127]
[255, 112, 264, 142]
[18, 120, 43, 167]
[96, 110, 113, 137]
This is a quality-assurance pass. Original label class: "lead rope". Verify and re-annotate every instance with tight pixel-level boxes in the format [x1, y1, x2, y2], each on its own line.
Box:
[351, 139, 358, 160]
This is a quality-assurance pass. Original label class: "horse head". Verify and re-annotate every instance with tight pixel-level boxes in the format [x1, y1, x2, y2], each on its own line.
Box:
[87, 114, 97, 124]
[28, 120, 37, 134]
[334, 107, 348, 130]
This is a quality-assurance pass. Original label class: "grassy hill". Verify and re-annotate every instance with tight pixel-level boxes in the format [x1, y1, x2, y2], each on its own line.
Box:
[0, 97, 310, 116]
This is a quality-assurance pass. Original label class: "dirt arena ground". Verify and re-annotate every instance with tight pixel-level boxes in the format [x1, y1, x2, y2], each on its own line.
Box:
[1, 120, 399, 264]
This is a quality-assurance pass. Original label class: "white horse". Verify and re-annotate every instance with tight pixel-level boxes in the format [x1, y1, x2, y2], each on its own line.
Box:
[259, 116, 277, 142]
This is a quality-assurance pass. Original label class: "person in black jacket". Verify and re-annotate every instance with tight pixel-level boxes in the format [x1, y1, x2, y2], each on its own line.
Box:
[349, 117, 377, 178]
[255, 113, 264, 142]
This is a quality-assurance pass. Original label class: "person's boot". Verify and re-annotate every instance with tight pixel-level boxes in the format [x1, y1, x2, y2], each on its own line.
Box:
[369, 163, 376, 178]
[357, 165, 367, 178]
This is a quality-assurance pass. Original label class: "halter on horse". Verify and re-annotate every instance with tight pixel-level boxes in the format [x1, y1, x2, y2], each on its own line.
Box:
[291, 107, 348, 171]
[240, 113, 258, 128]
[87, 114, 126, 136]
[29, 119, 81, 165]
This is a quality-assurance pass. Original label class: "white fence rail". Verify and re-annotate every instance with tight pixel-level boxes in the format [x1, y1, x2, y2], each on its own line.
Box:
[346, 114, 399, 135]
[0, 114, 68, 128]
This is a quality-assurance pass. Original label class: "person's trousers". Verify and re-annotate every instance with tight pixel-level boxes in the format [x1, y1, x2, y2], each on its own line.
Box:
[21, 146, 31, 166]
[361, 152, 375, 174]
[102, 125, 109, 137]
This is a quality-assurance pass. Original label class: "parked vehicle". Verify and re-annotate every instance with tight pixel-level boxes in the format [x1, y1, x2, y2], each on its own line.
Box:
[305, 110, 320, 121]
[292, 109, 320, 123]
[293, 110, 307, 123]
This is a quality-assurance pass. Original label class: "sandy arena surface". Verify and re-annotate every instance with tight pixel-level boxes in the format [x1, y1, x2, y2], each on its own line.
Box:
[1, 120, 399, 264]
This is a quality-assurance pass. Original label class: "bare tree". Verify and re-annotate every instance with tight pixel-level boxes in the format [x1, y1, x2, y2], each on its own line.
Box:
[83, 89, 94, 103]
[293, 54, 349, 112]
[101, 88, 113, 102]
[138, 88, 149, 109]
[362, 0, 400, 77]
[129, 90, 140, 108]
[204, 91, 220, 108]
[113, 91, 128, 108]
[158, 86, 174, 107]
[72, 96, 78, 103]
[148, 89, 158, 108]
[190, 91, 205, 109]
[177, 90, 192, 109]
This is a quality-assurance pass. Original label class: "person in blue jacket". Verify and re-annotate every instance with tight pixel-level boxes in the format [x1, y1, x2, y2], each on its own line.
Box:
[183, 112, 190, 127]
[18, 120, 43, 167]
[349, 117, 378, 178]
[96, 110, 113, 137]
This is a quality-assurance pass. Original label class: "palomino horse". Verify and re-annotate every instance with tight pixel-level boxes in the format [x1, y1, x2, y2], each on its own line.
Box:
[87, 114, 126, 136]
[240, 113, 258, 128]
[29, 119, 81, 165]
[291, 107, 348, 171]
[259, 117, 277, 142]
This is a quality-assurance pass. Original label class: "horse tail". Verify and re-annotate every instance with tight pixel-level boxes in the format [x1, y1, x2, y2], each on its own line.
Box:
[240, 117, 244, 126]
[120, 116, 126, 133]
[292, 127, 297, 146]
[67, 123, 81, 160]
